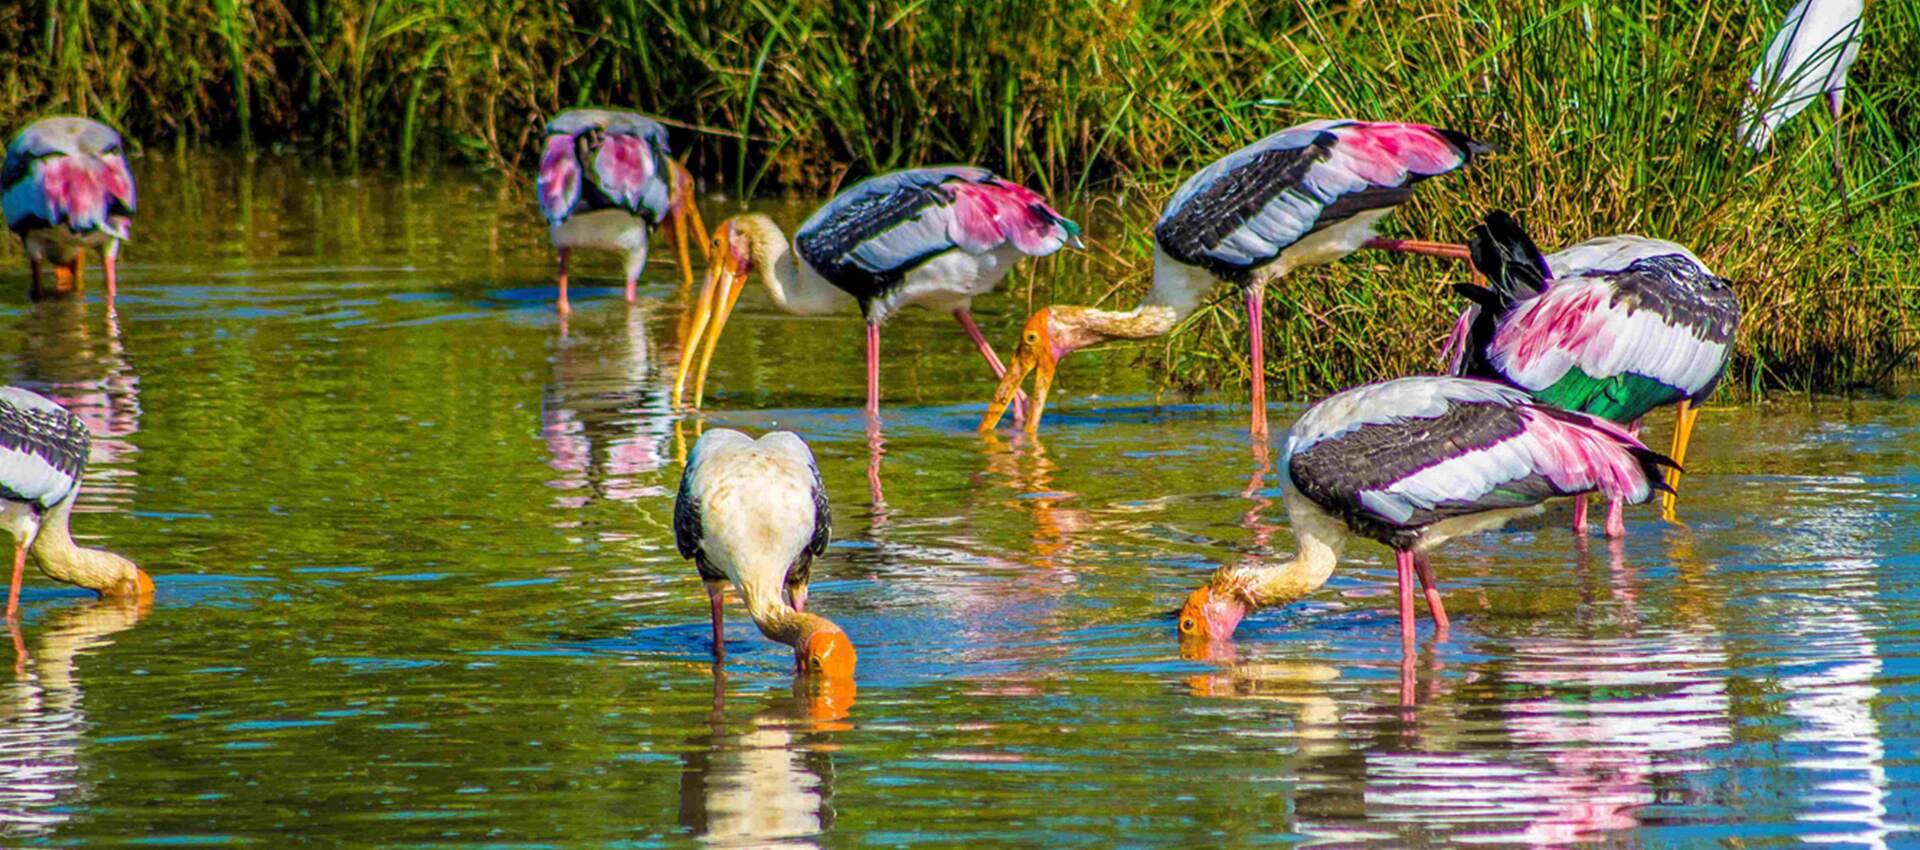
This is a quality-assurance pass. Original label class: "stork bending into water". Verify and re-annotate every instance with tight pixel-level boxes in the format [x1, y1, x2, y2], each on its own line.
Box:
[2, 118, 136, 312]
[1178, 376, 1673, 651]
[671, 166, 1080, 419]
[982, 119, 1489, 439]
[0, 387, 150, 620]
[538, 109, 707, 315]
[674, 429, 855, 679]
[1447, 212, 1739, 535]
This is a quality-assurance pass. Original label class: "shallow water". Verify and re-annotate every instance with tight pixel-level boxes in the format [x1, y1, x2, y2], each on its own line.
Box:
[0, 154, 1913, 847]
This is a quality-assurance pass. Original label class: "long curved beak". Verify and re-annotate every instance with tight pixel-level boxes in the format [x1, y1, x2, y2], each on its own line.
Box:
[673, 260, 745, 409]
[980, 343, 1055, 434]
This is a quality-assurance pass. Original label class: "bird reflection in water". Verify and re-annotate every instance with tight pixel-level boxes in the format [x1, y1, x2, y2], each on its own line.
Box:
[542, 304, 674, 519]
[15, 302, 141, 504]
[679, 665, 853, 848]
[0, 598, 148, 839]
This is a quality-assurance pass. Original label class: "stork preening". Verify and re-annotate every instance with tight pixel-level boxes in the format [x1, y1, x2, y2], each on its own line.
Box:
[0, 387, 150, 620]
[2, 118, 137, 311]
[674, 429, 855, 679]
[1178, 376, 1673, 651]
[1739, 0, 1863, 152]
[671, 166, 1080, 419]
[538, 109, 708, 315]
[981, 119, 1489, 439]
[1448, 212, 1740, 535]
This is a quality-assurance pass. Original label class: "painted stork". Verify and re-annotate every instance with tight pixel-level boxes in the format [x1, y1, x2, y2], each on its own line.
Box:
[673, 428, 855, 679]
[2, 118, 136, 311]
[537, 108, 708, 315]
[1448, 211, 1739, 536]
[1739, 0, 1863, 151]
[670, 166, 1081, 418]
[0, 387, 150, 620]
[1178, 376, 1673, 650]
[980, 119, 1489, 439]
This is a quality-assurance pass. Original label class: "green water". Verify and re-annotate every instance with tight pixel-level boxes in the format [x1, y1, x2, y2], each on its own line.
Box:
[0, 155, 1913, 847]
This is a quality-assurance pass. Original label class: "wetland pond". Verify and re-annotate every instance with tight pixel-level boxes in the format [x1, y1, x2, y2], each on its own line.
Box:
[0, 155, 1913, 847]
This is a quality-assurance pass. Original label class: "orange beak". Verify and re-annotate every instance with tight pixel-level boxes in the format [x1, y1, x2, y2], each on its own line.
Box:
[980, 309, 1058, 434]
[803, 630, 858, 680]
[672, 221, 750, 409]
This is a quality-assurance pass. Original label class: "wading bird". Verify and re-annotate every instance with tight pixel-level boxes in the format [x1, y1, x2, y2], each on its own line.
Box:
[1178, 376, 1672, 650]
[0, 387, 150, 620]
[1448, 212, 1739, 536]
[2, 118, 136, 311]
[671, 166, 1081, 418]
[981, 119, 1489, 439]
[538, 109, 707, 314]
[1739, 0, 1863, 151]
[674, 428, 855, 678]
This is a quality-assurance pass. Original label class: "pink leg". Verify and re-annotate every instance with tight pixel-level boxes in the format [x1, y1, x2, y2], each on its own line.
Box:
[1572, 494, 1590, 536]
[5, 545, 22, 623]
[105, 253, 118, 313]
[953, 309, 1029, 424]
[624, 263, 639, 304]
[1603, 418, 1639, 539]
[1394, 549, 1416, 655]
[556, 248, 572, 315]
[1413, 553, 1450, 632]
[1246, 286, 1268, 441]
[865, 322, 882, 416]
[1362, 237, 1473, 262]
[705, 580, 726, 660]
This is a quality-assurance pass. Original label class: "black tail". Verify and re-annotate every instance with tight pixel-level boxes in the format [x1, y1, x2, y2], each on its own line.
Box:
[1450, 211, 1552, 380]
[1435, 128, 1498, 162]
[1467, 210, 1551, 305]
[1629, 445, 1681, 496]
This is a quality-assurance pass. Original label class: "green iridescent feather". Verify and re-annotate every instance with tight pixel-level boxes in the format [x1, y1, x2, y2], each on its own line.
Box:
[1532, 367, 1684, 423]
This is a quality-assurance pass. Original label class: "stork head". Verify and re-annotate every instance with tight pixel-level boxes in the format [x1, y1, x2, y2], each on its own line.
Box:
[800, 628, 858, 680]
[980, 306, 1105, 434]
[671, 216, 761, 409]
[1178, 585, 1249, 644]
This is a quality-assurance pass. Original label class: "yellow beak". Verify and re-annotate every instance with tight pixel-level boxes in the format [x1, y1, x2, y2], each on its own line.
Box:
[980, 343, 1055, 435]
[672, 257, 748, 409]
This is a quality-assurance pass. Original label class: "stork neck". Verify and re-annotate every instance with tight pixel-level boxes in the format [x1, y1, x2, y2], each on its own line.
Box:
[742, 219, 850, 316]
[745, 595, 845, 651]
[1074, 304, 1183, 343]
[29, 497, 148, 599]
[1215, 488, 1347, 611]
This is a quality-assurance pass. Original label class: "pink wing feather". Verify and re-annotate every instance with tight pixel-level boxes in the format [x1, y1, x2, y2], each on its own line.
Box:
[1516, 406, 1659, 504]
[944, 178, 1081, 256]
[537, 135, 581, 224]
[591, 133, 658, 213]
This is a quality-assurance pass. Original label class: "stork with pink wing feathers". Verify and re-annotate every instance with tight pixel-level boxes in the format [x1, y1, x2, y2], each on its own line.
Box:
[1178, 376, 1675, 654]
[537, 109, 708, 315]
[2, 118, 137, 312]
[981, 119, 1490, 440]
[671, 166, 1081, 419]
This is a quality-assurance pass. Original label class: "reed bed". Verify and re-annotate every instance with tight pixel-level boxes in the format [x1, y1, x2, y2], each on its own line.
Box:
[4, 0, 1915, 397]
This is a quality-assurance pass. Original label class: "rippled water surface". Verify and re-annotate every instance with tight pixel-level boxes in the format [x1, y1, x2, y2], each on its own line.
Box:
[0, 155, 1913, 847]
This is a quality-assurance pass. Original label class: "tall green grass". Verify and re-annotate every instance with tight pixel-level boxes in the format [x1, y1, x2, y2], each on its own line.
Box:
[3, 0, 1915, 396]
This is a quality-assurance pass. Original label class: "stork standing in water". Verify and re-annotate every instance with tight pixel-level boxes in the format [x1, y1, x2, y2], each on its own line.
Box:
[0, 387, 150, 620]
[671, 166, 1080, 418]
[1178, 376, 1672, 651]
[537, 109, 707, 315]
[2, 118, 136, 312]
[1739, 0, 1863, 152]
[1447, 212, 1739, 536]
[674, 429, 855, 678]
[982, 119, 1489, 439]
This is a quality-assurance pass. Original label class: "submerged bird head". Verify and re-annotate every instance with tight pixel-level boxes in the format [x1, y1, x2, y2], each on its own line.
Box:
[980, 306, 1107, 433]
[1178, 585, 1250, 644]
[800, 625, 858, 680]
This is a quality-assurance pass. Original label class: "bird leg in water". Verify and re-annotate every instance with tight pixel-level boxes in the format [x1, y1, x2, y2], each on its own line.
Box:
[1247, 286, 1269, 441]
[865, 323, 882, 417]
[1572, 494, 1591, 536]
[105, 242, 120, 313]
[1602, 418, 1642, 538]
[555, 248, 572, 315]
[1413, 553, 1449, 632]
[952, 308, 1028, 425]
[1394, 549, 1417, 656]
[4, 544, 22, 622]
[705, 579, 726, 660]
[1362, 237, 1472, 262]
